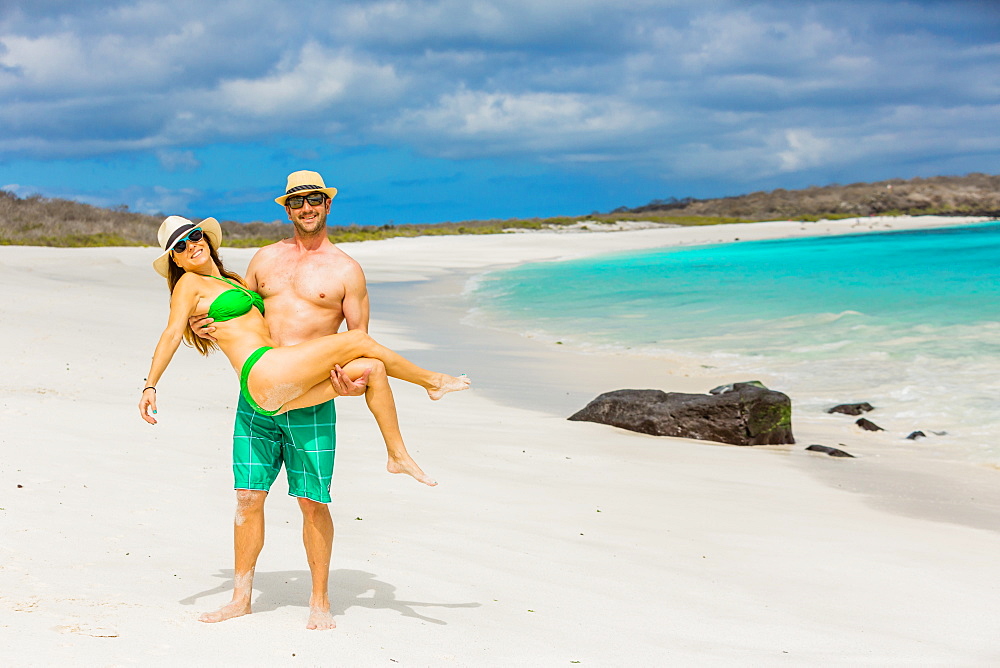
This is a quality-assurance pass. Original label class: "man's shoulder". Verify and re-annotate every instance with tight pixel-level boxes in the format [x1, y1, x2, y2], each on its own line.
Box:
[251, 238, 292, 261]
[250, 238, 362, 276]
[295, 240, 361, 270]
[322, 243, 361, 268]
[248, 239, 295, 272]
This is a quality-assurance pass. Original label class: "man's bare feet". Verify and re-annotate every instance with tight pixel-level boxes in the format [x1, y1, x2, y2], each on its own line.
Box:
[427, 373, 471, 401]
[307, 604, 336, 630]
[387, 453, 437, 486]
[199, 598, 251, 623]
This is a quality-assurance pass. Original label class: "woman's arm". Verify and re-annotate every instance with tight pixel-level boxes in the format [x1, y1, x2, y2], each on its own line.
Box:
[139, 275, 201, 424]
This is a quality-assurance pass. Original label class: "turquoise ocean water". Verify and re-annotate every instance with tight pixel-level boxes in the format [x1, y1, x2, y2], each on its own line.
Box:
[469, 222, 1000, 462]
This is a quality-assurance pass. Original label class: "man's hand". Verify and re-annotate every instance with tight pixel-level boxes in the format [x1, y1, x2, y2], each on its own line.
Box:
[331, 364, 370, 397]
[188, 313, 217, 341]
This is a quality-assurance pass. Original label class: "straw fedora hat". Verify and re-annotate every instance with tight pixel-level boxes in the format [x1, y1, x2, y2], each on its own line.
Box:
[152, 215, 223, 277]
[274, 170, 338, 206]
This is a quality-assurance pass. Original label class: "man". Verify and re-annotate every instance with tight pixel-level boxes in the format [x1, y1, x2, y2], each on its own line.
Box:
[194, 170, 433, 630]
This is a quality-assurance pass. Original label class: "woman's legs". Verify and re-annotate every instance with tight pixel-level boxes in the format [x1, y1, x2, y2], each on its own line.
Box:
[322, 330, 467, 399]
[249, 330, 469, 412]
[274, 357, 436, 486]
[349, 358, 436, 486]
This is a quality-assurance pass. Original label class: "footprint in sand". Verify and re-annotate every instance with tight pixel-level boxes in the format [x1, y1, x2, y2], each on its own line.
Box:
[55, 622, 119, 637]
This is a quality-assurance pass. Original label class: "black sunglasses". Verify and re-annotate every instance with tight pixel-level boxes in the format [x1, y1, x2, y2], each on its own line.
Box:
[171, 228, 204, 254]
[286, 193, 327, 209]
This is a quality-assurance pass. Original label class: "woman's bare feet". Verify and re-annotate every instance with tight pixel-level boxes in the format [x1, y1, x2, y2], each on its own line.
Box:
[427, 373, 470, 401]
[199, 598, 251, 623]
[387, 453, 437, 486]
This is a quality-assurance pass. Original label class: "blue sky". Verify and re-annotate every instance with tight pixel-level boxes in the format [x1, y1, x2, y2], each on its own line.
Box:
[1, 1, 997, 226]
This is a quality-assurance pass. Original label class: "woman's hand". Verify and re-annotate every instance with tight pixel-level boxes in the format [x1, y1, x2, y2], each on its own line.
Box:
[139, 388, 158, 424]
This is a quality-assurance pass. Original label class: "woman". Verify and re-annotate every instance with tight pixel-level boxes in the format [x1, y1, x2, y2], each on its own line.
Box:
[138, 215, 469, 452]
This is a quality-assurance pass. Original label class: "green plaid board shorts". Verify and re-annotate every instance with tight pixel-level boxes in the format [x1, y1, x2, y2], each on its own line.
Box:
[232, 394, 337, 503]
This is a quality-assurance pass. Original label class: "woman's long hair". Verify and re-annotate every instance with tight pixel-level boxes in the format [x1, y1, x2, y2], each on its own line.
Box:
[166, 239, 245, 356]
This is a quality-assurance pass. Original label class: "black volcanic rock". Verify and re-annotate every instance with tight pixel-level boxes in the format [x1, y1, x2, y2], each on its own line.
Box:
[828, 402, 875, 416]
[568, 382, 794, 446]
[856, 418, 884, 432]
[805, 444, 855, 458]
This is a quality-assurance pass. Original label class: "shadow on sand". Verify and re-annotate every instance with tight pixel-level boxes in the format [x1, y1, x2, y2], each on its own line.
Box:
[180, 569, 480, 625]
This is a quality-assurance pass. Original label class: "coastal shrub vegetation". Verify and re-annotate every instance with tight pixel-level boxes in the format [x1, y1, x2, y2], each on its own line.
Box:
[1, 173, 997, 248]
[618, 173, 1000, 221]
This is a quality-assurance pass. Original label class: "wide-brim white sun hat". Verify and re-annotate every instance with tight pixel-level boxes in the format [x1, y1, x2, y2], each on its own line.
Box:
[152, 215, 223, 277]
[274, 170, 338, 205]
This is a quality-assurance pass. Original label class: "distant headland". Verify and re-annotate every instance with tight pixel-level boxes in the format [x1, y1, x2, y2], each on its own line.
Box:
[2, 173, 997, 248]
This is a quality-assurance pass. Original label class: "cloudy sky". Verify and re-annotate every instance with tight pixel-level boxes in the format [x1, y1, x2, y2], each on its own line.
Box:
[1, 1, 997, 225]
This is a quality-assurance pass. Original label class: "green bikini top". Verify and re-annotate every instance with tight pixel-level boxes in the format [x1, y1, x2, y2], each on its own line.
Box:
[206, 275, 264, 322]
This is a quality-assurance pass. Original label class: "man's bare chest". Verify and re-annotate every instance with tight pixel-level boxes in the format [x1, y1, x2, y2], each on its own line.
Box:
[257, 261, 346, 307]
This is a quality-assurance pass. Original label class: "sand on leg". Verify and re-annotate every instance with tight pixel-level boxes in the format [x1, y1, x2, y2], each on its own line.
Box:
[199, 489, 266, 623]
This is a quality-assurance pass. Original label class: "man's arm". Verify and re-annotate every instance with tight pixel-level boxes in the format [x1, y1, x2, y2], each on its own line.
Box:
[330, 259, 371, 396]
[341, 260, 370, 334]
[243, 250, 262, 292]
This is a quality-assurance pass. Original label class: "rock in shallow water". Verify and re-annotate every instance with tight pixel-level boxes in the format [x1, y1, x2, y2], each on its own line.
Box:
[805, 444, 855, 458]
[568, 382, 794, 446]
[827, 402, 875, 416]
[856, 418, 884, 432]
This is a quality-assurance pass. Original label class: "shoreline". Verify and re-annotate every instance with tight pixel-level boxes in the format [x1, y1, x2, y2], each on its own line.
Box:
[339, 214, 995, 284]
[344, 214, 996, 442]
[352, 217, 1000, 536]
[3, 215, 1000, 663]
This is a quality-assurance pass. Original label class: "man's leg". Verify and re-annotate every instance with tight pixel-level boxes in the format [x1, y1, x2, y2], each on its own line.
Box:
[200, 489, 267, 622]
[278, 397, 338, 629]
[201, 394, 283, 623]
[299, 497, 336, 630]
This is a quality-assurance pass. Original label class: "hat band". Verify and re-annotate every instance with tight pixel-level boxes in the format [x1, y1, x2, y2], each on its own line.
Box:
[163, 223, 196, 252]
[285, 184, 324, 195]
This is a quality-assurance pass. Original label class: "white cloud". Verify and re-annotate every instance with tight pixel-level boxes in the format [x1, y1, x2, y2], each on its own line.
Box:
[132, 185, 201, 215]
[156, 149, 201, 172]
[0, 33, 81, 86]
[384, 89, 661, 157]
[0, 133, 166, 157]
[0, 0, 997, 190]
[337, 0, 657, 46]
[2, 183, 34, 197]
[0, 21, 210, 95]
[217, 43, 405, 117]
[681, 10, 848, 73]
[778, 129, 834, 172]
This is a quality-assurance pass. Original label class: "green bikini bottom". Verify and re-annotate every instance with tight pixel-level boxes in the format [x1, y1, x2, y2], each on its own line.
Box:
[240, 346, 281, 416]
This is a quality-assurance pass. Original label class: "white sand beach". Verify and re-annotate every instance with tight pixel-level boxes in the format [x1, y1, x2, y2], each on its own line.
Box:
[2, 216, 1000, 665]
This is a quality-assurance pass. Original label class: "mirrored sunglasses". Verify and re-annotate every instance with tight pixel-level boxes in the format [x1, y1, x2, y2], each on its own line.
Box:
[286, 193, 327, 209]
[171, 228, 204, 254]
